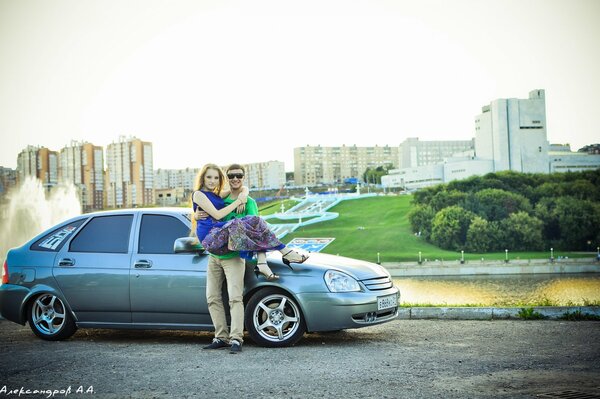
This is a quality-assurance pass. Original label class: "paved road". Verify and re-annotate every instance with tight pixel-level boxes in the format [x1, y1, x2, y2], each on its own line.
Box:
[1, 319, 599, 399]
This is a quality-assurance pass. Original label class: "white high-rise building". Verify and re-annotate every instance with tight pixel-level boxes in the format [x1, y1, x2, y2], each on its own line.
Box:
[475, 89, 549, 173]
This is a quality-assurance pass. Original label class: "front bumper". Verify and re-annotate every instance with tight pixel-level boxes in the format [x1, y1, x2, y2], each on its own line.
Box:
[0, 284, 31, 325]
[296, 286, 400, 332]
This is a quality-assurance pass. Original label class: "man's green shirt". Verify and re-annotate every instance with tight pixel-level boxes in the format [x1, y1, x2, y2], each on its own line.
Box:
[209, 195, 259, 259]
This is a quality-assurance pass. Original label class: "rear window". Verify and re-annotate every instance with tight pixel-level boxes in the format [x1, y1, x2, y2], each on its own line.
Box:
[31, 219, 87, 252]
[69, 215, 133, 253]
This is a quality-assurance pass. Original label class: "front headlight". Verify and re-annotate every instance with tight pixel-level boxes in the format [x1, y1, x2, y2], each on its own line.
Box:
[324, 270, 361, 292]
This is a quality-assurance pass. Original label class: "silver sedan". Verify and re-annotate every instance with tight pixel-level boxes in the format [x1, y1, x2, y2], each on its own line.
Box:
[0, 208, 400, 347]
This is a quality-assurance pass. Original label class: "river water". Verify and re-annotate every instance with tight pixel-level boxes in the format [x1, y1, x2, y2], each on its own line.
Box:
[394, 273, 600, 306]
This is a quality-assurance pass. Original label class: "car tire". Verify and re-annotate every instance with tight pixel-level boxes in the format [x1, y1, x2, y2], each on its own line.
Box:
[27, 293, 77, 341]
[245, 287, 306, 348]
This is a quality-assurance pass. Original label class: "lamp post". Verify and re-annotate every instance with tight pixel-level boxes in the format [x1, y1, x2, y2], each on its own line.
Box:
[550, 247, 554, 262]
[505, 249, 509, 263]
[377, 252, 380, 265]
[460, 250, 465, 264]
[418, 251, 422, 264]
[597, 247, 599, 262]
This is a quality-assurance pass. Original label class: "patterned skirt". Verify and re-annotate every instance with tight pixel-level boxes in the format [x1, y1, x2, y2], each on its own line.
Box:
[201, 215, 285, 259]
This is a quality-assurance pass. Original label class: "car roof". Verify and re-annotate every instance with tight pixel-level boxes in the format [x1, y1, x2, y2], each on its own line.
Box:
[81, 207, 191, 217]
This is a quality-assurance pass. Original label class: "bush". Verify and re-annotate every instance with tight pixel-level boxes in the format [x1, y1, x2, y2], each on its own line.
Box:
[500, 212, 544, 251]
[465, 217, 505, 252]
[408, 205, 435, 240]
[431, 206, 476, 251]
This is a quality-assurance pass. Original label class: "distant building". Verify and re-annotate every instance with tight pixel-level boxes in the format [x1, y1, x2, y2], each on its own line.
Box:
[294, 145, 399, 186]
[0, 166, 17, 198]
[16, 145, 59, 191]
[59, 141, 104, 211]
[155, 187, 185, 206]
[398, 137, 474, 168]
[549, 151, 600, 173]
[382, 89, 600, 190]
[245, 161, 285, 190]
[154, 167, 200, 205]
[106, 136, 154, 208]
[578, 143, 600, 154]
[475, 89, 549, 173]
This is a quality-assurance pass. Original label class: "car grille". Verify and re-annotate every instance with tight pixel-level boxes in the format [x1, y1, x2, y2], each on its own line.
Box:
[360, 276, 393, 291]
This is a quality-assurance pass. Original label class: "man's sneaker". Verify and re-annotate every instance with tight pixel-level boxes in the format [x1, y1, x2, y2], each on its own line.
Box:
[229, 339, 242, 354]
[203, 338, 228, 350]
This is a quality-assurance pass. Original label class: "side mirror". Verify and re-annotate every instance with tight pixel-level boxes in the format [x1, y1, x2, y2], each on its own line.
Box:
[174, 237, 205, 254]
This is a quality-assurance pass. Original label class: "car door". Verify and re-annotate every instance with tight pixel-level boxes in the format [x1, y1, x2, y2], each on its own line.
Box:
[129, 213, 211, 326]
[53, 214, 135, 324]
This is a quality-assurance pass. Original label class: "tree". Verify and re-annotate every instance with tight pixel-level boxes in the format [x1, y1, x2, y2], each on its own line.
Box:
[465, 217, 493, 253]
[500, 212, 544, 251]
[430, 190, 467, 212]
[408, 205, 435, 240]
[465, 188, 532, 221]
[431, 206, 476, 251]
[363, 164, 394, 185]
[553, 197, 600, 250]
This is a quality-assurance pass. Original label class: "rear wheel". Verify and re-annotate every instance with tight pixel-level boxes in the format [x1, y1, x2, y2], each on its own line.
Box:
[27, 293, 77, 341]
[245, 288, 306, 347]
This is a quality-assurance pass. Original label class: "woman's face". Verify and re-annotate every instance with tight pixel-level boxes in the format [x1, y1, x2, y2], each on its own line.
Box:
[203, 168, 220, 190]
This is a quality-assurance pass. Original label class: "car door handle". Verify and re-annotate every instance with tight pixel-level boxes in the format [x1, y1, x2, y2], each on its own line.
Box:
[134, 260, 153, 269]
[58, 258, 75, 267]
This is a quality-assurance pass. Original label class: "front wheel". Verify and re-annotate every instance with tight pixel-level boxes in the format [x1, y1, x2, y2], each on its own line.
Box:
[27, 293, 77, 341]
[245, 288, 306, 347]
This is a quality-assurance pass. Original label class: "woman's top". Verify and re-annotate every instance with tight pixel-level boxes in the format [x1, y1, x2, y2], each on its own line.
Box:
[193, 190, 227, 241]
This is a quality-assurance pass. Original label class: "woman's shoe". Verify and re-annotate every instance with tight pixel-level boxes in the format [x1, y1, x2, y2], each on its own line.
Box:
[255, 263, 279, 281]
[281, 249, 309, 267]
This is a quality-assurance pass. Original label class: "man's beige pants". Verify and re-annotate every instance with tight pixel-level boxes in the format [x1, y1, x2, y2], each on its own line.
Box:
[206, 256, 246, 343]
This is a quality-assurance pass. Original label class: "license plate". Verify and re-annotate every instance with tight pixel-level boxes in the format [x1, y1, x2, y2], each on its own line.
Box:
[377, 294, 397, 311]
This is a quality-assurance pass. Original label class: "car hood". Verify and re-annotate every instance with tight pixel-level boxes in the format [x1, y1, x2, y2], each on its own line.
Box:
[286, 252, 390, 281]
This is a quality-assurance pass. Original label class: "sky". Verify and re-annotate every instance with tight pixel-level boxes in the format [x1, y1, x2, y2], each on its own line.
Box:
[1, 0, 599, 172]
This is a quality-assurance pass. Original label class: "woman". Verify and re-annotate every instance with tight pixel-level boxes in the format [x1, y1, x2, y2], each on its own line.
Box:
[191, 164, 308, 280]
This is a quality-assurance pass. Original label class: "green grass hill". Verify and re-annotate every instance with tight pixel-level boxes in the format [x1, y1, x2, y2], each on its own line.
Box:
[268, 196, 589, 263]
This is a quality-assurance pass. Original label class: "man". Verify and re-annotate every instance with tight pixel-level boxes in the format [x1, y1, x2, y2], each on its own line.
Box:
[198, 164, 258, 354]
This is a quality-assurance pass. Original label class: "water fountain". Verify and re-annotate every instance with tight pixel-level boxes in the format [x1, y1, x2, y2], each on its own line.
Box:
[0, 177, 81, 260]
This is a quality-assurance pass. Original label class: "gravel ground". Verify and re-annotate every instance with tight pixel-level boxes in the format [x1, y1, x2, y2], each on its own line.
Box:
[1, 319, 599, 399]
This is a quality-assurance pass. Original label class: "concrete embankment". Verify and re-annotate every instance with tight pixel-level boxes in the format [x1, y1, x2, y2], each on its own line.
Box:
[383, 256, 600, 277]
[398, 306, 600, 320]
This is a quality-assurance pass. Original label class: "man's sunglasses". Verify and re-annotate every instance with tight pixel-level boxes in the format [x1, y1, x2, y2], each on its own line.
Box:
[227, 173, 244, 179]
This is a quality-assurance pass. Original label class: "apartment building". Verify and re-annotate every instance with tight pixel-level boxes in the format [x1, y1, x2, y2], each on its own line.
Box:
[294, 145, 399, 186]
[16, 145, 59, 191]
[154, 167, 200, 205]
[245, 161, 285, 190]
[59, 141, 105, 211]
[105, 136, 154, 208]
[0, 166, 17, 198]
[398, 137, 474, 168]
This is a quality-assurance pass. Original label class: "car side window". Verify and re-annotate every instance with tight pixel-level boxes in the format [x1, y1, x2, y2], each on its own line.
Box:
[69, 215, 133, 253]
[139, 214, 190, 254]
[31, 219, 86, 252]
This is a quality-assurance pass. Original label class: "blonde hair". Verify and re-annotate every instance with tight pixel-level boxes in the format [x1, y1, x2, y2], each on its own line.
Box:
[190, 164, 227, 235]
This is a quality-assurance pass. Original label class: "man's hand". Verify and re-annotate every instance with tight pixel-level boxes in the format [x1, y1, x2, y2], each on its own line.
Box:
[194, 209, 209, 221]
[235, 203, 246, 214]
